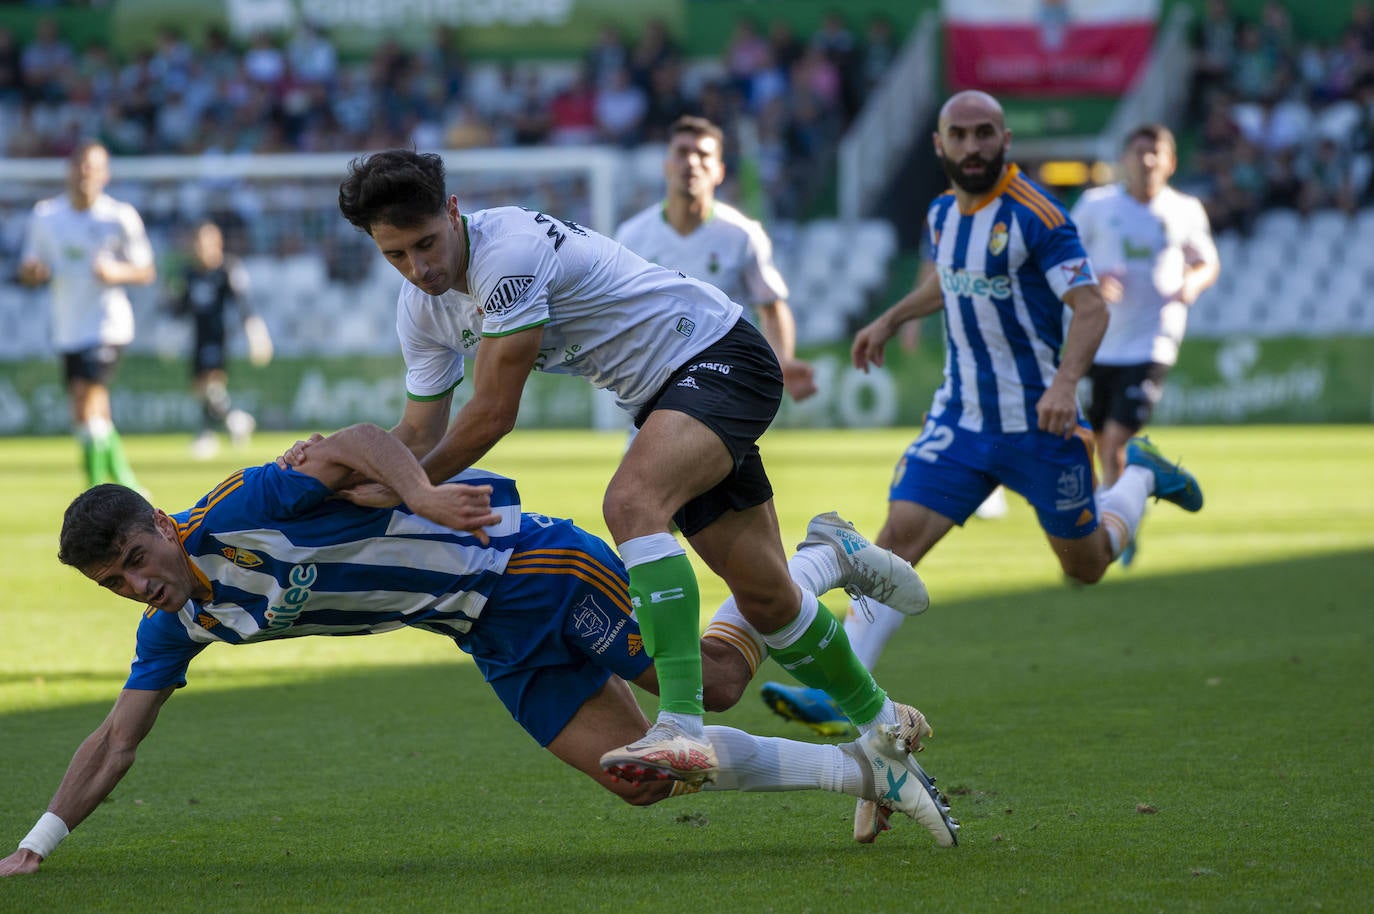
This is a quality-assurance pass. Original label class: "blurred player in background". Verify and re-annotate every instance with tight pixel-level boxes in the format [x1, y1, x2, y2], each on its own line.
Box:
[18, 140, 156, 491]
[1071, 124, 1219, 563]
[764, 93, 1207, 841]
[335, 150, 939, 814]
[165, 220, 273, 459]
[615, 115, 816, 402]
[0, 423, 955, 877]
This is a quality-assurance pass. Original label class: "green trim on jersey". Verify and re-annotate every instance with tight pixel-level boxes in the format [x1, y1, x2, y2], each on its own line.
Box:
[483, 319, 549, 338]
[406, 378, 463, 402]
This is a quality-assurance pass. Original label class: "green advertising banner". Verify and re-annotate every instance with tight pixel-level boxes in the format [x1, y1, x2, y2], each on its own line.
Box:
[1, 334, 1370, 437]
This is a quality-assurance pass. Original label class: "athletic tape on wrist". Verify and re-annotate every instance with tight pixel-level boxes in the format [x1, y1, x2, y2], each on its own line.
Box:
[17, 812, 69, 858]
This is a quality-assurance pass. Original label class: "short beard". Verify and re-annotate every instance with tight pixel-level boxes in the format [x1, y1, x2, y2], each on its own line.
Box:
[941, 148, 1007, 194]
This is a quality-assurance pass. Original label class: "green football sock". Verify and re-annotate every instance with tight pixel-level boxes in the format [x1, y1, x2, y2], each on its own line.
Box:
[768, 600, 887, 726]
[628, 552, 704, 716]
[104, 427, 143, 490]
[78, 433, 104, 487]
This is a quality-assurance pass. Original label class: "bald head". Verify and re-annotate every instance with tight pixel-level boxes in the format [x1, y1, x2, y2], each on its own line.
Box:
[938, 91, 1005, 131]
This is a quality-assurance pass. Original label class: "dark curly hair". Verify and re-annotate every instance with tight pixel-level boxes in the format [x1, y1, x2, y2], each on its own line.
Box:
[338, 149, 448, 235]
[58, 484, 158, 570]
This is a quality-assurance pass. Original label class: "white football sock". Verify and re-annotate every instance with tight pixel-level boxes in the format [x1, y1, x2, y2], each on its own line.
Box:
[1097, 465, 1152, 558]
[761, 587, 819, 650]
[787, 545, 843, 596]
[843, 597, 907, 671]
[699, 726, 863, 795]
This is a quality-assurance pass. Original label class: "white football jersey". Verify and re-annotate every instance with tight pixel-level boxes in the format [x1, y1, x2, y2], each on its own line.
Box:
[397, 206, 743, 413]
[21, 193, 153, 351]
[1071, 184, 1217, 366]
[614, 201, 788, 308]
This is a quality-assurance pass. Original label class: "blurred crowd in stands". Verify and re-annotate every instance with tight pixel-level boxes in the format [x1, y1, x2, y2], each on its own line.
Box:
[1188, 0, 1374, 234]
[0, 12, 902, 220]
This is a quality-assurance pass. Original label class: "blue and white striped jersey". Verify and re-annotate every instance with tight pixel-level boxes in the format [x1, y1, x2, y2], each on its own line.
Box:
[925, 164, 1099, 434]
[127, 464, 530, 691]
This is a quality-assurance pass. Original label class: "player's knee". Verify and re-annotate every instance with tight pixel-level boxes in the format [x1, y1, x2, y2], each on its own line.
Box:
[1065, 563, 1107, 585]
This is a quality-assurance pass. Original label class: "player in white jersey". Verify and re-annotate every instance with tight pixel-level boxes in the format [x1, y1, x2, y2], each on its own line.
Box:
[615, 116, 816, 402]
[761, 91, 1207, 843]
[0, 425, 957, 876]
[1071, 125, 1220, 490]
[19, 140, 156, 491]
[335, 149, 935, 797]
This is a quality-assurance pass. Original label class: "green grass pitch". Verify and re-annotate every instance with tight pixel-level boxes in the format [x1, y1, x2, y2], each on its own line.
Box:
[1, 425, 1371, 913]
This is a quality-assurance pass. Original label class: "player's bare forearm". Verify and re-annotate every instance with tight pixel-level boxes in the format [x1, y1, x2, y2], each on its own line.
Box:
[418, 400, 510, 484]
[853, 271, 945, 370]
[304, 424, 498, 534]
[22, 688, 172, 862]
[1180, 259, 1220, 305]
[1057, 284, 1109, 386]
[94, 258, 156, 286]
[755, 300, 797, 361]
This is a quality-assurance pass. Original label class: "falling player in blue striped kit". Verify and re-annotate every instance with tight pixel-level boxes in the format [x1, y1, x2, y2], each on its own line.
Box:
[0, 424, 959, 876]
[761, 91, 1205, 842]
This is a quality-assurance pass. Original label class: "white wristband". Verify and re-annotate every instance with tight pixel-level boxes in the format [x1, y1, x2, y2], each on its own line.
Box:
[17, 812, 69, 858]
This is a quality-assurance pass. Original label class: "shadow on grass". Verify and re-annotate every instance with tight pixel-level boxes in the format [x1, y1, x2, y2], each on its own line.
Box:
[1, 548, 1371, 912]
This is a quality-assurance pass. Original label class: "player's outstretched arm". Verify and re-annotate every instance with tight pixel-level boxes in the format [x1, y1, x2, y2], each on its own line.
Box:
[852, 270, 945, 371]
[1, 687, 172, 876]
[290, 423, 501, 539]
[418, 326, 545, 483]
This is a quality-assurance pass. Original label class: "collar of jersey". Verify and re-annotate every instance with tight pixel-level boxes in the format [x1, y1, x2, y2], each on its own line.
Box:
[959, 163, 1020, 215]
[659, 200, 713, 228]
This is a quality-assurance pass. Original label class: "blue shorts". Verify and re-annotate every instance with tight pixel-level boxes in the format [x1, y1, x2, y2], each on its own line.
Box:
[459, 517, 652, 746]
[889, 417, 1099, 539]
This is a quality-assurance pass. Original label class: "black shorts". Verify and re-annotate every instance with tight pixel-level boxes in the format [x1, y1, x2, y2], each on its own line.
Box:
[1085, 362, 1171, 433]
[192, 340, 227, 376]
[634, 318, 783, 537]
[62, 345, 123, 386]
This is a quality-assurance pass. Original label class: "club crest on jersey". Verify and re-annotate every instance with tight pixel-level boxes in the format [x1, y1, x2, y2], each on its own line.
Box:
[220, 546, 262, 568]
[988, 222, 1008, 256]
[484, 275, 535, 316]
[1059, 259, 1094, 287]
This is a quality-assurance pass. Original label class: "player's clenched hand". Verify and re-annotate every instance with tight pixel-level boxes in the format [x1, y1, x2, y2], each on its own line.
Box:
[1036, 381, 1080, 439]
[781, 358, 818, 402]
[0, 849, 42, 877]
[275, 433, 326, 469]
[408, 484, 500, 545]
[852, 317, 894, 372]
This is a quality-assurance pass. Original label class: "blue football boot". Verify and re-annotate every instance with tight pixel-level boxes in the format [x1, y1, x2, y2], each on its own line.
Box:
[1126, 437, 1204, 512]
[760, 681, 852, 737]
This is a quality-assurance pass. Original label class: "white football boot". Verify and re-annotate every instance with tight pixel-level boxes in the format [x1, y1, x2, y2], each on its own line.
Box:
[799, 512, 929, 616]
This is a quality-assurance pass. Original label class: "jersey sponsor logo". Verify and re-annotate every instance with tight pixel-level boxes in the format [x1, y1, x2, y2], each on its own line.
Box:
[626, 633, 643, 656]
[1054, 466, 1092, 512]
[484, 275, 535, 316]
[707, 251, 720, 274]
[196, 612, 221, 630]
[263, 563, 317, 632]
[989, 222, 1009, 256]
[676, 376, 700, 390]
[675, 317, 695, 337]
[1059, 259, 1094, 287]
[689, 361, 732, 375]
[460, 329, 479, 350]
[572, 593, 627, 655]
[220, 546, 263, 568]
[563, 344, 583, 363]
[938, 265, 1012, 299]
